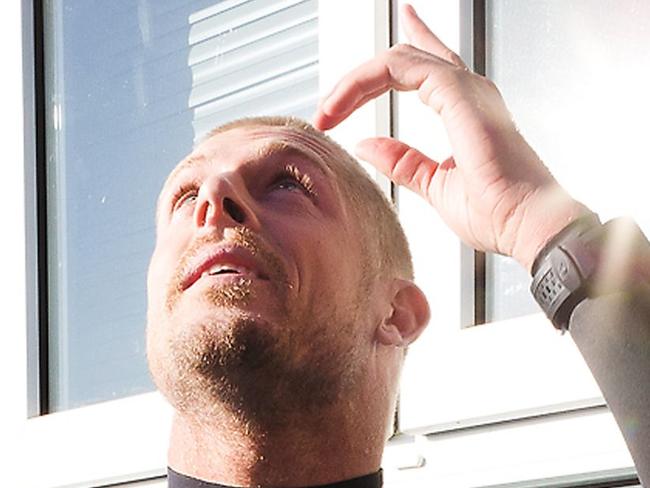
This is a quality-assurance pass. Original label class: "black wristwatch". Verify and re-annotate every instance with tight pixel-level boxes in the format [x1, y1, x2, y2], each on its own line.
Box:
[530, 214, 649, 332]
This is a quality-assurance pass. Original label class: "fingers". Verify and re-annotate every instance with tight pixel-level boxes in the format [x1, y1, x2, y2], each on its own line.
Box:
[355, 137, 439, 200]
[314, 58, 393, 130]
[313, 6, 469, 131]
[401, 3, 467, 69]
[314, 45, 453, 131]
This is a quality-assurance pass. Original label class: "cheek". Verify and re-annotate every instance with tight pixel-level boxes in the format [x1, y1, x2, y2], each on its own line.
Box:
[147, 232, 189, 307]
[297, 231, 360, 303]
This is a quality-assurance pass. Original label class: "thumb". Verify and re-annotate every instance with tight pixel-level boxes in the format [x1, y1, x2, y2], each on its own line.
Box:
[355, 137, 439, 201]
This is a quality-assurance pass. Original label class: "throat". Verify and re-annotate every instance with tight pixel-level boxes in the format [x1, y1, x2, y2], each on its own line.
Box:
[168, 410, 383, 488]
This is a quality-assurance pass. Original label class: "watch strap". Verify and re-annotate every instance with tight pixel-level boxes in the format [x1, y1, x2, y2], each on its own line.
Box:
[531, 215, 650, 332]
[530, 214, 602, 332]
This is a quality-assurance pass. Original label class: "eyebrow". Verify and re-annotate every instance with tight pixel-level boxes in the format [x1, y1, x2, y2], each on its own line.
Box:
[165, 153, 207, 185]
[255, 141, 332, 177]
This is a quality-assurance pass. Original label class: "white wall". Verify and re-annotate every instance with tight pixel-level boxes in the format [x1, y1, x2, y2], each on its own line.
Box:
[0, 1, 28, 487]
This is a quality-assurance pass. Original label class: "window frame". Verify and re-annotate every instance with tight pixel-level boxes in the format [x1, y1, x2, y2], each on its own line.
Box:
[25, 0, 45, 420]
[384, 406, 638, 487]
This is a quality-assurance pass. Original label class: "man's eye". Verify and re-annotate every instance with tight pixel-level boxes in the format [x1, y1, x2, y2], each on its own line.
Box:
[172, 186, 199, 211]
[270, 167, 316, 198]
[273, 177, 305, 193]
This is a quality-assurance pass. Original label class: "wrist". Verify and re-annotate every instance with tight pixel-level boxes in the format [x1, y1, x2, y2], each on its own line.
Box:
[511, 189, 593, 272]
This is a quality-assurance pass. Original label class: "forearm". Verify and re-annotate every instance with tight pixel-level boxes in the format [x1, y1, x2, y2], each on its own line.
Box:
[526, 214, 650, 484]
[569, 285, 650, 487]
[569, 285, 650, 486]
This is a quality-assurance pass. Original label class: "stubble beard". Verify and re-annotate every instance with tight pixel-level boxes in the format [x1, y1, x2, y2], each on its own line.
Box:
[149, 275, 367, 434]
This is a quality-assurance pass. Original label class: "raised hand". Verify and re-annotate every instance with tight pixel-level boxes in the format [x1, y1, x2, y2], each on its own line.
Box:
[314, 4, 589, 271]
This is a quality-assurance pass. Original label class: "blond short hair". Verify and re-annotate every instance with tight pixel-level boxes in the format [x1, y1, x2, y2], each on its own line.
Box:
[206, 116, 414, 282]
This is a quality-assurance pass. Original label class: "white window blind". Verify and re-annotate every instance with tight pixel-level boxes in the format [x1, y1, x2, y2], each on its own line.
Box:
[189, 0, 319, 140]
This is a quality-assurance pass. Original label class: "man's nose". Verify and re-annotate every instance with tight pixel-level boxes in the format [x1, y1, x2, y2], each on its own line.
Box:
[193, 177, 260, 230]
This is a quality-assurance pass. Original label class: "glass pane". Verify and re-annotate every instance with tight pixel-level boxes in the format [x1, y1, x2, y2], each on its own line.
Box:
[44, 0, 319, 411]
[485, 0, 650, 322]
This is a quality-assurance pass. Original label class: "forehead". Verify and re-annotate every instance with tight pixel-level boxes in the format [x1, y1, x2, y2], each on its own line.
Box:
[166, 125, 340, 184]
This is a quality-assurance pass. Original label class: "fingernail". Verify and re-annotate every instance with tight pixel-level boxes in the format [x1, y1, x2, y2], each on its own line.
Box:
[318, 92, 331, 108]
[403, 3, 419, 18]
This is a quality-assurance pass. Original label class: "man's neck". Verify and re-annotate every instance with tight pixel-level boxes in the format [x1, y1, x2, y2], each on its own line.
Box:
[168, 406, 386, 487]
[167, 466, 383, 488]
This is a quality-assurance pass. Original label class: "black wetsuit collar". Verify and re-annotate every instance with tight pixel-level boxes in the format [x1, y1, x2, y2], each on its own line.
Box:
[167, 467, 382, 488]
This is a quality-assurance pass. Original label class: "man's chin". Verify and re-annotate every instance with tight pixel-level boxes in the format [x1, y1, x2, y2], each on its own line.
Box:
[147, 305, 354, 430]
[150, 312, 286, 423]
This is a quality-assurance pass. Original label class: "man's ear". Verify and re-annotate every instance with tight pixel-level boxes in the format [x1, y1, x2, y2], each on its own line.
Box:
[376, 279, 430, 347]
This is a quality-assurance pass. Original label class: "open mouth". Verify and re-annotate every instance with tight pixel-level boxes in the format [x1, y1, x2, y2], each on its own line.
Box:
[203, 264, 255, 278]
[179, 246, 273, 292]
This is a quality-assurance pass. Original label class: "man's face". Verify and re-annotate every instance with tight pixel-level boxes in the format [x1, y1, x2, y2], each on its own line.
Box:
[146, 126, 376, 425]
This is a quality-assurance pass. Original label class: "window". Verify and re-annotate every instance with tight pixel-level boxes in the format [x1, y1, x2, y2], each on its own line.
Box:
[42, 0, 319, 412]
[484, 0, 650, 322]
